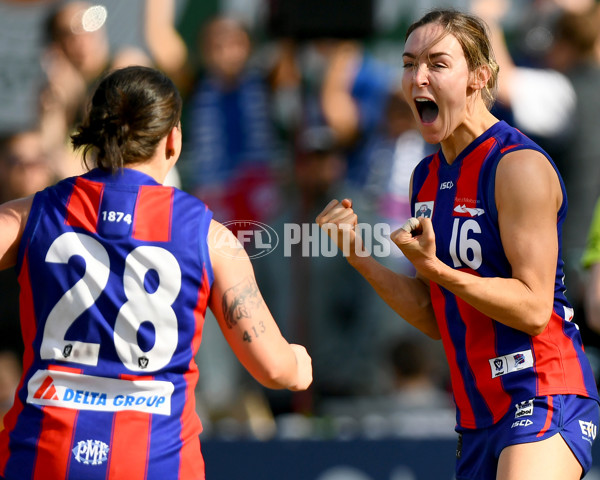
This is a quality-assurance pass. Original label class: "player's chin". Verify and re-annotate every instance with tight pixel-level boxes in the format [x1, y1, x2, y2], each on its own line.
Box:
[418, 127, 444, 145]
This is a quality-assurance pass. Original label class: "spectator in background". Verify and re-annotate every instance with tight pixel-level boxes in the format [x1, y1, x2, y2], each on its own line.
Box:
[40, 0, 151, 180]
[0, 129, 57, 204]
[318, 39, 398, 192]
[180, 16, 285, 427]
[582, 199, 600, 335]
[544, 6, 600, 321]
[0, 129, 57, 427]
[313, 335, 454, 439]
[0, 1, 54, 136]
[256, 125, 388, 417]
[494, 0, 594, 68]
[473, 0, 576, 140]
[180, 15, 281, 226]
[386, 337, 450, 410]
[263, 35, 398, 197]
[358, 90, 443, 351]
[144, 0, 190, 91]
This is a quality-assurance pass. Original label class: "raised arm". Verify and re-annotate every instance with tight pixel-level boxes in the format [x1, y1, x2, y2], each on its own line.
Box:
[0, 196, 33, 271]
[320, 41, 362, 147]
[393, 149, 561, 336]
[316, 199, 440, 339]
[207, 220, 312, 391]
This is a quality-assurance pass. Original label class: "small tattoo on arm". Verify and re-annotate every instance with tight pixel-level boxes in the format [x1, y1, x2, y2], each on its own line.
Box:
[242, 321, 267, 343]
[222, 276, 264, 329]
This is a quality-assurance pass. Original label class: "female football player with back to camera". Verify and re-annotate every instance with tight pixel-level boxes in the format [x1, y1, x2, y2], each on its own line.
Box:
[0, 65, 312, 480]
[317, 9, 599, 480]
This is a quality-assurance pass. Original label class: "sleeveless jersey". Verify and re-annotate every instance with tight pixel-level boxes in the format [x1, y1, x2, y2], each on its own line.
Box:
[0, 168, 214, 479]
[410, 121, 600, 430]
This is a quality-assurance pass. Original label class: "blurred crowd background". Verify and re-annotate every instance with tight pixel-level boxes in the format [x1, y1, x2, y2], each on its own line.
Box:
[0, 0, 599, 443]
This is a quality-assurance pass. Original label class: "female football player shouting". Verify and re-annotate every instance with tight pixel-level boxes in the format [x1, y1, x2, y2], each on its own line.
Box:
[318, 9, 600, 480]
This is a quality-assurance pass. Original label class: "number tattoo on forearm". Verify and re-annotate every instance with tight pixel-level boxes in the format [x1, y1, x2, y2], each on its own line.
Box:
[242, 321, 266, 343]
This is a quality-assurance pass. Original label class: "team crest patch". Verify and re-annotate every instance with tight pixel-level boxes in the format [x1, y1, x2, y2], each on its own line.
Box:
[415, 201, 434, 218]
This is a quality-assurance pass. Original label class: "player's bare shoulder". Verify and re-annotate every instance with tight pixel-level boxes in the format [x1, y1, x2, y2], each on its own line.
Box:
[495, 149, 562, 210]
[207, 219, 249, 261]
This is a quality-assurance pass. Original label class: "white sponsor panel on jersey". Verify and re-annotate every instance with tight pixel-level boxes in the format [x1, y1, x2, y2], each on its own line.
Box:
[489, 349, 534, 378]
[27, 369, 174, 415]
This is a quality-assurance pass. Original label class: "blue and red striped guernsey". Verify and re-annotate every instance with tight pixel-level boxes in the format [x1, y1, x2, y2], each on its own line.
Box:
[411, 121, 600, 430]
[0, 168, 214, 479]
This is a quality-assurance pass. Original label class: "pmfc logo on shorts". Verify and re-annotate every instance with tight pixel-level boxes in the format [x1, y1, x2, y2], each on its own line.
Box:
[579, 420, 598, 445]
[72, 439, 109, 465]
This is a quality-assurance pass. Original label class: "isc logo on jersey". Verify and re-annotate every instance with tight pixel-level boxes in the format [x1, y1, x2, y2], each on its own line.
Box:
[27, 369, 174, 415]
[511, 419, 533, 428]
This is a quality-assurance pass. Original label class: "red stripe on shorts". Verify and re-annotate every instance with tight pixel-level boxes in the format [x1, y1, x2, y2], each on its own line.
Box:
[537, 396, 554, 438]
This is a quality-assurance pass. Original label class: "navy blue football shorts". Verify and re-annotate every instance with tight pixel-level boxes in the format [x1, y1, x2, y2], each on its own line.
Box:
[455, 394, 600, 480]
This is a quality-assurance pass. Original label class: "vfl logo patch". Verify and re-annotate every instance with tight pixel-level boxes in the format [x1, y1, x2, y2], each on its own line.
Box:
[415, 201, 434, 219]
[138, 356, 149, 369]
[73, 439, 109, 466]
[515, 399, 534, 418]
[490, 350, 534, 378]
[579, 420, 598, 445]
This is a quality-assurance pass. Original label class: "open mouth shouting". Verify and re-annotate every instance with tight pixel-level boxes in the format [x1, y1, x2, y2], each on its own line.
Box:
[415, 97, 439, 124]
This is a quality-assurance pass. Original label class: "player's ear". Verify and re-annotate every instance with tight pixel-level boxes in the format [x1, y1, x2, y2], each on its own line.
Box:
[165, 124, 181, 160]
[469, 65, 492, 91]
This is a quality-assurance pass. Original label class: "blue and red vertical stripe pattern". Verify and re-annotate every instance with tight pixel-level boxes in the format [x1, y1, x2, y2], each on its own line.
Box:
[411, 121, 599, 430]
[0, 168, 214, 479]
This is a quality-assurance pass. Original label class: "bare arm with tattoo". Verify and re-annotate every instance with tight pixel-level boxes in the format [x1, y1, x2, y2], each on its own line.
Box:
[208, 220, 312, 391]
[221, 276, 263, 329]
